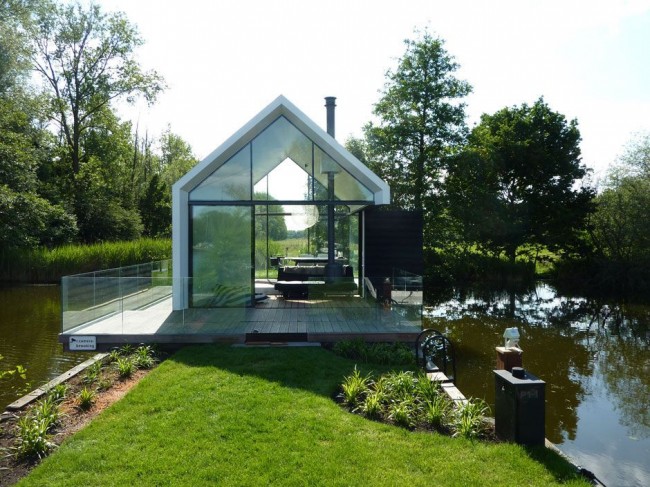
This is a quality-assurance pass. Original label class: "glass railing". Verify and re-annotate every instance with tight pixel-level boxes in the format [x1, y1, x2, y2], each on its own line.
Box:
[61, 262, 422, 336]
[61, 260, 172, 333]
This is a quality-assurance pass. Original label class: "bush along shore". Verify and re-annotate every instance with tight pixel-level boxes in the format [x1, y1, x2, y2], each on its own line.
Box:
[0, 238, 171, 283]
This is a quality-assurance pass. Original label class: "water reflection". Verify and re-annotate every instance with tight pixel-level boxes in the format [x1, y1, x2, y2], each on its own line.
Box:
[425, 282, 650, 487]
[0, 286, 93, 410]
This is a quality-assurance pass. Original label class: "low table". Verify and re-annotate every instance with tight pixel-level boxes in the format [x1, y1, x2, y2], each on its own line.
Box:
[274, 280, 325, 298]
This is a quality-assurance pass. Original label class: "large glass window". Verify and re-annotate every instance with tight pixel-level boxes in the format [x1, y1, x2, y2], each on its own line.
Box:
[314, 147, 374, 202]
[191, 206, 252, 307]
[253, 117, 312, 201]
[189, 147, 251, 201]
[186, 114, 374, 307]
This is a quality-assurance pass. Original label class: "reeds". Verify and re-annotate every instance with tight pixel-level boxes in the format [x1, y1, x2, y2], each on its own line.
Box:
[0, 238, 171, 283]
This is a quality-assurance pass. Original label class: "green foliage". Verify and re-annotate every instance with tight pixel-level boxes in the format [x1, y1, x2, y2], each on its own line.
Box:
[340, 367, 371, 407]
[82, 361, 103, 385]
[387, 397, 420, 429]
[118, 344, 135, 356]
[363, 29, 471, 250]
[331, 339, 414, 365]
[139, 174, 171, 238]
[107, 349, 121, 364]
[0, 185, 77, 252]
[31, 396, 61, 431]
[381, 370, 418, 401]
[339, 366, 488, 438]
[424, 394, 452, 428]
[47, 384, 68, 403]
[364, 29, 471, 214]
[133, 345, 156, 369]
[77, 386, 96, 411]
[589, 133, 650, 268]
[452, 398, 491, 439]
[425, 246, 536, 288]
[115, 356, 135, 379]
[358, 390, 384, 419]
[14, 416, 55, 460]
[28, 0, 165, 176]
[446, 98, 594, 263]
[159, 127, 198, 187]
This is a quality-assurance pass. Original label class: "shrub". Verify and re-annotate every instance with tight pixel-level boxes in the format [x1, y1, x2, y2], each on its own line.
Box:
[47, 383, 68, 403]
[14, 417, 55, 460]
[359, 391, 384, 419]
[115, 357, 135, 379]
[331, 340, 414, 365]
[107, 349, 121, 364]
[133, 345, 156, 369]
[452, 398, 491, 439]
[387, 398, 419, 429]
[82, 361, 103, 384]
[340, 367, 371, 408]
[382, 370, 417, 401]
[424, 395, 451, 429]
[77, 386, 96, 411]
[31, 396, 60, 431]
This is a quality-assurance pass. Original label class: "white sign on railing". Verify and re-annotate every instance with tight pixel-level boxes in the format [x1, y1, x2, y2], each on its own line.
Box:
[69, 336, 97, 351]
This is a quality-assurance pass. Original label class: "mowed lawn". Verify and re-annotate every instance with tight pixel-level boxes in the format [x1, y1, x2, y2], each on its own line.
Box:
[19, 345, 587, 486]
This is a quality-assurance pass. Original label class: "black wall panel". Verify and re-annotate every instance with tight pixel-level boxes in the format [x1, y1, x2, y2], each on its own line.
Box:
[363, 208, 423, 279]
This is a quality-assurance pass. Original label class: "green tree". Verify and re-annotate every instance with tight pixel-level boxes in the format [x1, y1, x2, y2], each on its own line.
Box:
[364, 29, 472, 235]
[0, 2, 78, 250]
[27, 0, 165, 176]
[0, 185, 77, 250]
[446, 98, 594, 263]
[589, 133, 650, 265]
[159, 127, 198, 187]
[139, 174, 171, 238]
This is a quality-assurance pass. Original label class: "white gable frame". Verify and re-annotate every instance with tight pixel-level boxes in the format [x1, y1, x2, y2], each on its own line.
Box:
[172, 95, 390, 309]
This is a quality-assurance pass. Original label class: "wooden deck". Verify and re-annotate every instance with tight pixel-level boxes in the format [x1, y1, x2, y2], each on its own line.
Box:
[59, 294, 423, 349]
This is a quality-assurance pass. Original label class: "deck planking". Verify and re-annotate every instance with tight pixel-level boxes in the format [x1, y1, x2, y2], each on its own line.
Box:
[60, 295, 422, 347]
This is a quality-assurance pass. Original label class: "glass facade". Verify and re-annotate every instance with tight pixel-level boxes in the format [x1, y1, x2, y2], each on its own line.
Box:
[186, 115, 375, 308]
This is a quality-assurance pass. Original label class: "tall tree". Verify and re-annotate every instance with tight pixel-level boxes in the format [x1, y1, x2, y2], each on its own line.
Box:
[446, 98, 594, 263]
[27, 0, 165, 176]
[0, 0, 77, 251]
[364, 30, 472, 220]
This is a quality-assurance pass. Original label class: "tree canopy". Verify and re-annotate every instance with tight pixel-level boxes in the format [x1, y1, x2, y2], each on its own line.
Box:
[446, 98, 594, 262]
[27, 0, 165, 175]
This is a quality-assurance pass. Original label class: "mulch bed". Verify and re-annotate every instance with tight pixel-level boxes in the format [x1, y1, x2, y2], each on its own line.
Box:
[0, 358, 158, 486]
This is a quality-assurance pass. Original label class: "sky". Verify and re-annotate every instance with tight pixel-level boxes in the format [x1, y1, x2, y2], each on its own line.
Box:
[97, 0, 650, 182]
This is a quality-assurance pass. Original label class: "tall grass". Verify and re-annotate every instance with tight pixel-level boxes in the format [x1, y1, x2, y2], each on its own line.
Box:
[0, 238, 171, 283]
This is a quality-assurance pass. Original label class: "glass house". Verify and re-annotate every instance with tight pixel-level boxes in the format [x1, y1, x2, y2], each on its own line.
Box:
[59, 96, 422, 348]
[172, 96, 390, 310]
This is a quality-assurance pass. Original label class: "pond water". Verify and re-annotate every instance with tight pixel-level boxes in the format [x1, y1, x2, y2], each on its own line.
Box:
[425, 282, 649, 487]
[0, 286, 93, 411]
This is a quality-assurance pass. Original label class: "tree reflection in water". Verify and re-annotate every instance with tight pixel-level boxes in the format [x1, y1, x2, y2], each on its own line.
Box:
[424, 282, 649, 445]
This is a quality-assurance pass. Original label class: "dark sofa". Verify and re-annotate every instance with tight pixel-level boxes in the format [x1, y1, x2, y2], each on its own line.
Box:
[274, 265, 356, 298]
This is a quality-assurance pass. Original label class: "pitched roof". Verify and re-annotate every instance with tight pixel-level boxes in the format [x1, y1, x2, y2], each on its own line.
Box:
[172, 95, 389, 205]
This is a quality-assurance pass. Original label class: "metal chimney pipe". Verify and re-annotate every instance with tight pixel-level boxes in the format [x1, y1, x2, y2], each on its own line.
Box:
[325, 96, 336, 138]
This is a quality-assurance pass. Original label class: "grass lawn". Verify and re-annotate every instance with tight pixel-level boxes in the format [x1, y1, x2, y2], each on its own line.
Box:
[19, 346, 587, 486]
